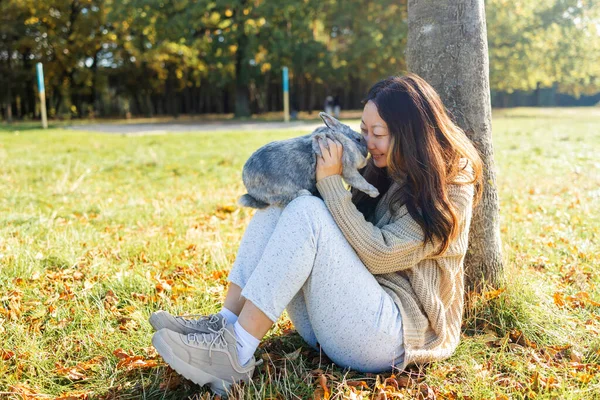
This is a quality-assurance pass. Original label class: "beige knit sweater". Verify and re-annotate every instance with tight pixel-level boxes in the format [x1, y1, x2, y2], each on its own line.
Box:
[315, 165, 474, 370]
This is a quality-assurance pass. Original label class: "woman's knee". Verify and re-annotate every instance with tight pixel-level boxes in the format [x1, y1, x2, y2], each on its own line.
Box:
[253, 205, 283, 222]
[284, 195, 328, 219]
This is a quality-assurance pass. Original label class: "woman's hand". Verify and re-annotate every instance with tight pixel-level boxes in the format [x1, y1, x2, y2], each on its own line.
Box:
[316, 138, 343, 182]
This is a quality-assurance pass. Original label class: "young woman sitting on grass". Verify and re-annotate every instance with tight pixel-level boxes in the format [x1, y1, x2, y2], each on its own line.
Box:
[149, 73, 483, 396]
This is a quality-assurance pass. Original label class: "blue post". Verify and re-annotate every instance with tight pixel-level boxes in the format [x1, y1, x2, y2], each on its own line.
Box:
[282, 66, 289, 122]
[36, 62, 48, 129]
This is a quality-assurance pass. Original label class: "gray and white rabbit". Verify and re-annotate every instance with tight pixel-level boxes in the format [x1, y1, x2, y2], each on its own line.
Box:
[238, 112, 379, 209]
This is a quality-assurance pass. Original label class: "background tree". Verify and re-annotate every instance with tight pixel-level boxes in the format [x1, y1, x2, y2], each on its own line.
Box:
[407, 0, 504, 290]
[1, 0, 598, 120]
[0, 0, 35, 121]
[487, 0, 600, 105]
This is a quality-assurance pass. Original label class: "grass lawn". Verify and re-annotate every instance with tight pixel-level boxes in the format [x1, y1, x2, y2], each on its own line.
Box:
[1, 107, 599, 399]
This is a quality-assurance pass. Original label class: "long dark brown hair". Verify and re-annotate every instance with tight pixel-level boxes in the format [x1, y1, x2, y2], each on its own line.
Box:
[352, 74, 483, 256]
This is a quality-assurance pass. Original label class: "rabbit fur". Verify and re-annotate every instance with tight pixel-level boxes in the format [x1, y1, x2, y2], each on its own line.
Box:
[238, 112, 379, 209]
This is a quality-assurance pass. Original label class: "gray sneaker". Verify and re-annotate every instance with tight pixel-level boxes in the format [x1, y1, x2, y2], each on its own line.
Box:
[149, 311, 224, 335]
[152, 323, 256, 396]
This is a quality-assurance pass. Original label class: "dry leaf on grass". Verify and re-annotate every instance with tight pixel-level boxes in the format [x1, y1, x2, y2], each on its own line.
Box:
[159, 368, 184, 390]
[117, 355, 159, 370]
[113, 348, 131, 359]
[8, 383, 42, 400]
[55, 356, 107, 381]
[56, 366, 87, 380]
[1, 348, 15, 360]
[317, 373, 330, 399]
[55, 391, 92, 399]
[483, 287, 506, 300]
[112, 348, 158, 370]
[554, 291, 600, 308]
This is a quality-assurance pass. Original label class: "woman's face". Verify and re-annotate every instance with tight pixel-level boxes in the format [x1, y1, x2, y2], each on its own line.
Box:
[360, 100, 391, 168]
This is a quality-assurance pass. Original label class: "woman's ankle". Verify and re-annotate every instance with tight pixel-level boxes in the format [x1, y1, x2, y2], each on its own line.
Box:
[218, 307, 239, 325]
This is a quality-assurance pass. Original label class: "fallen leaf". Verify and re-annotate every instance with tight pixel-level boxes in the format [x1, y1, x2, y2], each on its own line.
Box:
[397, 375, 413, 387]
[159, 370, 184, 390]
[284, 348, 302, 361]
[483, 287, 506, 300]
[113, 348, 131, 359]
[418, 383, 436, 399]
[55, 392, 92, 400]
[116, 355, 159, 371]
[575, 372, 593, 383]
[553, 292, 565, 307]
[1, 349, 15, 360]
[570, 349, 583, 363]
[64, 368, 86, 380]
[312, 387, 325, 400]
[317, 374, 330, 399]
[384, 376, 399, 390]
[8, 383, 40, 399]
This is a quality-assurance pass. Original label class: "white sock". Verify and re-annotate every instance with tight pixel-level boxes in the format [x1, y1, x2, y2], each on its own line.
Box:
[218, 307, 238, 325]
[233, 321, 260, 366]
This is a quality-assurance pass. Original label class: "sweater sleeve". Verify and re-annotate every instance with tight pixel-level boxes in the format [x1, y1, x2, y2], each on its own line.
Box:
[316, 173, 474, 275]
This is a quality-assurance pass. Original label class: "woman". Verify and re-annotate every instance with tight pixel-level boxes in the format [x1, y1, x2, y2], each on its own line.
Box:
[150, 73, 483, 396]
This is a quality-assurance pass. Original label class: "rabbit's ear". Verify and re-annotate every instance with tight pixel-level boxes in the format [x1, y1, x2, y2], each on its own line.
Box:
[319, 112, 342, 131]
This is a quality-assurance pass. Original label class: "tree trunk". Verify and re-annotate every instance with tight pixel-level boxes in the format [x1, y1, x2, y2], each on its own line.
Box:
[534, 82, 542, 107]
[91, 51, 99, 116]
[6, 53, 13, 122]
[185, 86, 192, 115]
[234, 0, 251, 118]
[307, 78, 315, 114]
[407, 0, 503, 291]
[5, 101, 12, 123]
[23, 49, 36, 118]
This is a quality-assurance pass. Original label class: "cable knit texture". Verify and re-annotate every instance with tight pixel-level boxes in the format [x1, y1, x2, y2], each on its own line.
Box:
[316, 162, 474, 370]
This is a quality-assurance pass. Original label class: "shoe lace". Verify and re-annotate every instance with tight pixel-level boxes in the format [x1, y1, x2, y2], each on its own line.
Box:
[176, 313, 220, 329]
[187, 325, 244, 363]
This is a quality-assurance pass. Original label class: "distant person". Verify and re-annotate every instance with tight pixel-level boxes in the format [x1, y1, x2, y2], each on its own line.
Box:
[333, 95, 341, 118]
[150, 74, 484, 397]
[324, 95, 334, 115]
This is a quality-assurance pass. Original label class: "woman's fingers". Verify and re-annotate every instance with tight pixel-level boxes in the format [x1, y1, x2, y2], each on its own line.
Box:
[327, 138, 342, 159]
[318, 138, 331, 159]
[315, 138, 343, 181]
[318, 138, 343, 163]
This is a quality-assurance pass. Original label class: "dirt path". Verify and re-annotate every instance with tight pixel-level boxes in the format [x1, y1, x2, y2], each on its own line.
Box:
[67, 120, 330, 135]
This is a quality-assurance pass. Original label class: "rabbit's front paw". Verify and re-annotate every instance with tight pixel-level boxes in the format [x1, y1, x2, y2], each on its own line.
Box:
[365, 186, 380, 198]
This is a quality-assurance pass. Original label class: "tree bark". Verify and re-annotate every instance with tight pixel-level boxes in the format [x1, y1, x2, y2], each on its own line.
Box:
[91, 50, 99, 116]
[23, 49, 36, 118]
[6, 69, 13, 123]
[407, 0, 503, 290]
[233, 0, 251, 117]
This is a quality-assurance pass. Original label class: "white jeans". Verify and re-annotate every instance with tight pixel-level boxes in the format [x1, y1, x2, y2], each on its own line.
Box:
[228, 196, 404, 372]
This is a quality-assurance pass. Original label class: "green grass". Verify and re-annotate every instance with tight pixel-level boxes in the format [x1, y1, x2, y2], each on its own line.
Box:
[1, 107, 599, 399]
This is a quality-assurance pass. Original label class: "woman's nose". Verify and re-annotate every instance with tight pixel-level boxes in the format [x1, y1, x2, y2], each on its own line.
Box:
[365, 137, 375, 150]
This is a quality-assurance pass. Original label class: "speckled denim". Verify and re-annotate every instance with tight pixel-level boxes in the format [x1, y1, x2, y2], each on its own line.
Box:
[228, 196, 404, 373]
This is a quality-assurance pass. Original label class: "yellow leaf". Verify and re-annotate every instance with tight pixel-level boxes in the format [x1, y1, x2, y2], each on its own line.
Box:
[553, 292, 565, 307]
[483, 287, 506, 300]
